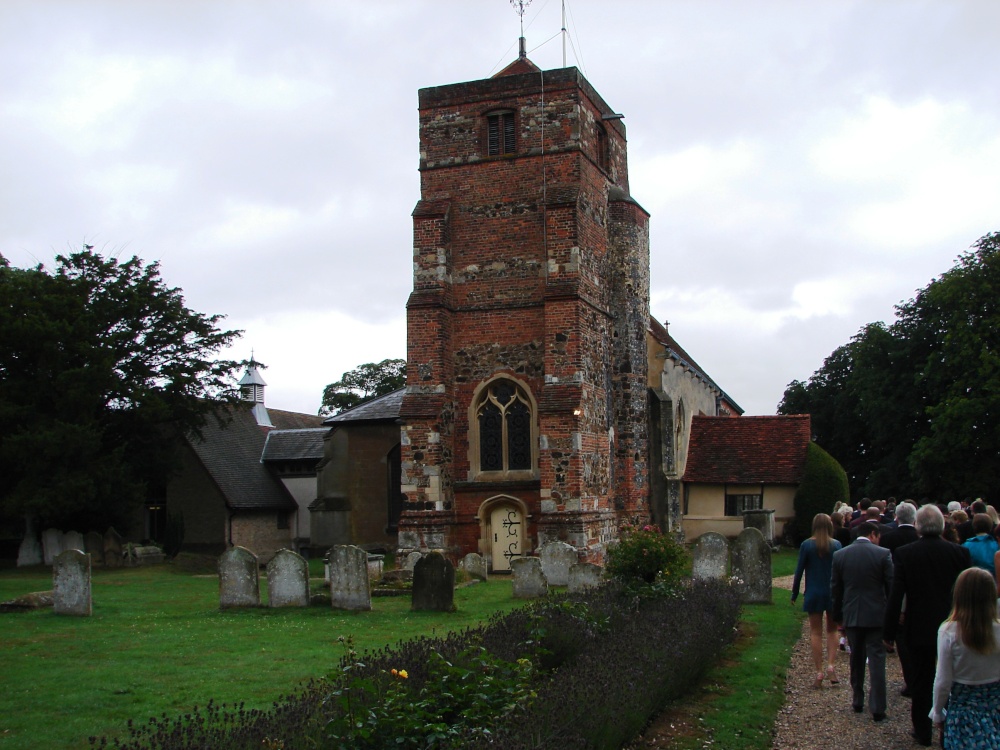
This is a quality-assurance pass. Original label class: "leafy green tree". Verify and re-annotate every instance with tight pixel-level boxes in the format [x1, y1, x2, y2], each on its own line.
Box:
[789, 442, 850, 543]
[320, 358, 406, 416]
[779, 231, 1000, 503]
[0, 250, 245, 531]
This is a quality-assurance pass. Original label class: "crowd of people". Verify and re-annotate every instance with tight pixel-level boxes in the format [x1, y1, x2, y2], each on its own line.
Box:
[790, 496, 1000, 748]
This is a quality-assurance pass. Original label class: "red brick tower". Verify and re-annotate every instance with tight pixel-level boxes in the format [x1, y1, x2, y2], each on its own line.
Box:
[398, 51, 650, 570]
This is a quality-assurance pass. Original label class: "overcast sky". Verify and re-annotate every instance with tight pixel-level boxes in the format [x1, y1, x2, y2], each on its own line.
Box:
[3, 1, 998, 416]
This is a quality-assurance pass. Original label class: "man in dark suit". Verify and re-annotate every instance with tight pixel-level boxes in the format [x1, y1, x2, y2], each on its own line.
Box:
[832, 521, 894, 721]
[883, 504, 971, 747]
[878, 500, 919, 694]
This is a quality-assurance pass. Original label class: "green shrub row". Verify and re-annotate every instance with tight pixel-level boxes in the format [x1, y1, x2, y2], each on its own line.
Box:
[92, 577, 740, 750]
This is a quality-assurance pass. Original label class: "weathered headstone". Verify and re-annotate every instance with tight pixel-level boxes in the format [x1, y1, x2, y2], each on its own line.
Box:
[134, 546, 165, 565]
[52, 549, 92, 616]
[742, 509, 776, 546]
[567, 562, 603, 593]
[731, 527, 772, 604]
[412, 551, 456, 612]
[459, 552, 488, 581]
[538, 541, 578, 586]
[218, 546, 260, 609]
[103, 527, 123, 569]
[42, 528, 63, 566]
[367, 554, 384, 583]
[329, 545, 371, 611]
[17, 518, 42, 567]
[62, 530, 85, 552]
[266, 549, 309, 607]
[692, 532, 730, 581]
[403, 551, 422, 571]
[84, 531, 105, 566]
[511, 557, 548, 599]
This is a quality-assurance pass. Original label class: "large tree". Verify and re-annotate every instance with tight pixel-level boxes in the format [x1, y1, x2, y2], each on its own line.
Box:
[778, 232, 1000, 502]
[0, 250, 245, 530]
[320, 358, 405, 416]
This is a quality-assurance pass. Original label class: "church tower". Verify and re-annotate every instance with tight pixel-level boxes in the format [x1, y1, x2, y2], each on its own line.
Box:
[398, 49, 650, 569]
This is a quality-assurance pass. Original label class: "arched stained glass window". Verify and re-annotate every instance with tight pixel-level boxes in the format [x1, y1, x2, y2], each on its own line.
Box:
[476, 379, 533, 474]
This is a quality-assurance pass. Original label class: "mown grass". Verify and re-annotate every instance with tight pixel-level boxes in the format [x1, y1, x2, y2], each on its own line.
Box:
[1, 547, 805, 750]
[0, 558, 520, 750]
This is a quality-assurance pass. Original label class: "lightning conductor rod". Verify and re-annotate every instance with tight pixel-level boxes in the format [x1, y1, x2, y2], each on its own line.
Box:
[510, 0, 532, 57]
[562, 0, 567, 67]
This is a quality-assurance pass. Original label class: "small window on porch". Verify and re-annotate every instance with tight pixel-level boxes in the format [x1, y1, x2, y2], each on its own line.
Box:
[725, 494, 762, 516]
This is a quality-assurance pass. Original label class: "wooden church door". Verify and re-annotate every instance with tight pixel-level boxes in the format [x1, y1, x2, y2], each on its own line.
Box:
[489, 504, 524, 572]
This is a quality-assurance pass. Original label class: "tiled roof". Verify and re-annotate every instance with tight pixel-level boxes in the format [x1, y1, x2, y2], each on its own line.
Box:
[261, 428, 328, 463]
[185, 405, 320, 511]
[682, 414, 811, 485]
[324, 388, 405, 425]
[648, 317, 743, 415]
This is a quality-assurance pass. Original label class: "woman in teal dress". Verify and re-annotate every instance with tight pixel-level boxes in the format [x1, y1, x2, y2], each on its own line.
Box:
[792, 513, 843, 687]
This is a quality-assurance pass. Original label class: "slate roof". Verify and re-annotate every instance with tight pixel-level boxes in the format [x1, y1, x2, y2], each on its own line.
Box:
[185, 405, 322, 511]
[261, 428, 328, 463]
[648, 317, 743, 415]
[682, 414, 811, 485]
[323, 388, 405, 425]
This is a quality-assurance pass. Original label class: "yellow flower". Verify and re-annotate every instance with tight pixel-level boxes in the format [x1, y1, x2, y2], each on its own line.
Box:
[399, 669, 408, 679]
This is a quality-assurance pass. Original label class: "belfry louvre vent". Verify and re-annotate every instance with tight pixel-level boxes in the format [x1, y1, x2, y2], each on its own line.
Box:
[487, 111, 515, 155]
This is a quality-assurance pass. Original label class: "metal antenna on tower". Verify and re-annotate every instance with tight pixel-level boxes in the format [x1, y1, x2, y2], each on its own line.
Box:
[510, 0, 533, 58]
[561, 0, 567, 67]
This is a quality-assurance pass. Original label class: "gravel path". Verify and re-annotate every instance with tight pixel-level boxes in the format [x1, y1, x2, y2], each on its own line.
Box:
[771, 575, 934, 750]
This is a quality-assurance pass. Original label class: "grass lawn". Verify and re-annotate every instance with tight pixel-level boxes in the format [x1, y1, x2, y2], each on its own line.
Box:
[0, 558, 520, 749]
[0, 546, 806, 750]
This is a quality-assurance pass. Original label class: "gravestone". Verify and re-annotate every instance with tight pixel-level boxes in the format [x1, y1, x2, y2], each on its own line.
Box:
[367, 554, 384, 583]
[52, 549, 92, 616]
[567, 562, 603, 593]
[538, 541, 578, 586]
[412, 551, 456, 612]
[403, 551, 422, 571]
[731, 527, 772, 604]
[692, 532, 730, 581]
[84, 532, 105, 566]
[42, 528, 63, 566]
[511, 557, 548, 599]
[103, 527, 123, 569]
[218, 546, 260, 609]
[17, 518, 42, 567]
[134, 546, 165, 565]
[459, 552, 488, 581]
[63, 530, 85, 552]
[266, 549, 309, 607]
[329, 545, 371, 611]
[742, 509, 776, 545]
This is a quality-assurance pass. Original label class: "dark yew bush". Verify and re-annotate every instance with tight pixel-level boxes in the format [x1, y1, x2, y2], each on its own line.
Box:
[90, 578, 740, 750]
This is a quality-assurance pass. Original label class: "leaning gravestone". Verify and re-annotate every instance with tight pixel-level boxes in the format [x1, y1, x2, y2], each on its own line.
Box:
[84, 532, 105, 566]
[17, 519, 42, 567]
[218, 546, 260, 609]
[329, 545, 371, 611]
[538, 541, 578, 586]
[63, 530, 85, 552]
[731, 527, 772, 604]
[568, 562, 603, 593]
[53, 549, 92, 616]
[459, 552, 488, 582]
[266, 549, 309, 607]
[103, 527, 123, 569]
[692, 532, 730, 581]
[511, 557, 548, 599]
[402, 551, 422, 571]
[412, 551, 455, 612]
[42, 528, 63, 566]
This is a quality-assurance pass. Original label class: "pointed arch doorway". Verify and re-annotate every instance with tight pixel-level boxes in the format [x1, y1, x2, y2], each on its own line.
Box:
[480, 496, 527, 572]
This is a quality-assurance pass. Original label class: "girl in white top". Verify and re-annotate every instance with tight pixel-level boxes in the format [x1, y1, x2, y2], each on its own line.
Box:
[930, 567, 1000, 748]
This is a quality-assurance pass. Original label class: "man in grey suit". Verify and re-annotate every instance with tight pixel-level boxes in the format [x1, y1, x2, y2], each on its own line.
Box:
[832, 521, 894, 721]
